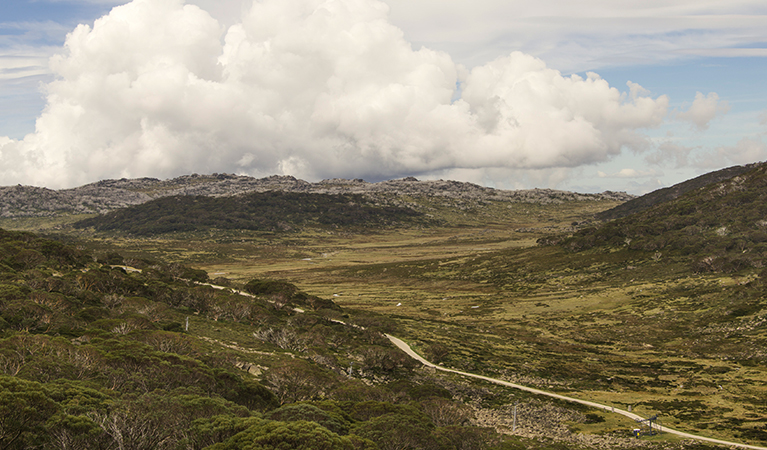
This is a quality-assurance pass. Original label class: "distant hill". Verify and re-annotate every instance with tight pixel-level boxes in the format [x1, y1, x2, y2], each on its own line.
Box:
[0, 173, 633, 219]
[562, 162, 767, 273]
[73, 191, 431, 236]
[595, 162, 763, 221]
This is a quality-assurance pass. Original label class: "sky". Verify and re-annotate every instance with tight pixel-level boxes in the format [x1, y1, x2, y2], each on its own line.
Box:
[1, 0, 766, 194]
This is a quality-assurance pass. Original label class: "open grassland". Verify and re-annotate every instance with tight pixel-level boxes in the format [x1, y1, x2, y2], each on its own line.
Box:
[6, 197, 766, 447]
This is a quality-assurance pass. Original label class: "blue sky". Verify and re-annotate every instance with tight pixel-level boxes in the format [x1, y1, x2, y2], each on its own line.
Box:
[1, 0, 766, 193]
[0, 1, 119, 137]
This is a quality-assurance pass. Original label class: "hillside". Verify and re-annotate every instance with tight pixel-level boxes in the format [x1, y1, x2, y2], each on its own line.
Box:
[0, 227, 516, 450]
[563, 162, 767, 273]
[595, 162, 762, 221]
[72, 192, 432, 236]
[0, 174, 633, 219]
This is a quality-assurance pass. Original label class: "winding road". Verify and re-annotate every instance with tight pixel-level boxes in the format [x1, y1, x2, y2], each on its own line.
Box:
[385, 334, 767, 450]
[127, 268, 765, 450]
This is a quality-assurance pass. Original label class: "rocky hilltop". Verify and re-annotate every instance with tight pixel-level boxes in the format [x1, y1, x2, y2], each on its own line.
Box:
[595, 162, 764, 221]
[0, 173, 633, 218]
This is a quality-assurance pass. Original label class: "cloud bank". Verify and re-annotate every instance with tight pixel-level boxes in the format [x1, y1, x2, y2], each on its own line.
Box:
[0, 0, 673, 189]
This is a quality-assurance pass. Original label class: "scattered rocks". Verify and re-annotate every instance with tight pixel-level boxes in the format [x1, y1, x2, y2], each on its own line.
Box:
[472, 399, 655, 449]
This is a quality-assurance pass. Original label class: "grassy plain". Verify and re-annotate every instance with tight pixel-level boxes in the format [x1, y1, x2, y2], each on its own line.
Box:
[6, 197, 767, 447]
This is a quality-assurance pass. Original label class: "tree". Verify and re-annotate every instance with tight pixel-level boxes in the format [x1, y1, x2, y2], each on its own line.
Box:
[264, 360, 336, 404]
[267, 403, 350, 435]
[420, 398, 470, 427]
[45, 413, 107, 450]
[208, 420, 355, 450]
[0, 376, 58, 450]
[88, 391, 249, 450]
[353, 413, 433, 450]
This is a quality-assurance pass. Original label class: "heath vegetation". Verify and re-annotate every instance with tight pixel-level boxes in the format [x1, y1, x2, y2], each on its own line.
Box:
[2, 166, 765, 449]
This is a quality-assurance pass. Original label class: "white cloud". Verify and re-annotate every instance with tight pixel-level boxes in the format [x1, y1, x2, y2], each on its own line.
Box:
[646, 142, 696, 168]
[759, 110, 767, 127]
[597, 168, 660, 178]
[0, 0, 672, 188]
[0, 22, 76, 83]
[695, 137, 767, 168]
[45, 0, 125, 4]
[677, 48, 767, 58]
[676, 92, 729, 131]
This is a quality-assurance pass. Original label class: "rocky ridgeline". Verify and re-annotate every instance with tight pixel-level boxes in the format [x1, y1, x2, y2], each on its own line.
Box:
[0, 173, 633, 218]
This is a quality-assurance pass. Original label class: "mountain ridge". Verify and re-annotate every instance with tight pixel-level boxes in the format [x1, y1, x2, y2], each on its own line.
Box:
[0, 174, 633, 219]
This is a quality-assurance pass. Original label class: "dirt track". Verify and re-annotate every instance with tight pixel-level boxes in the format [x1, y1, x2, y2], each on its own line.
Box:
[385, 334, 767, 450]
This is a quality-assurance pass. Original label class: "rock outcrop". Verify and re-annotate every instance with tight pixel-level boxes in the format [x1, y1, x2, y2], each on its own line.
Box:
[1, 173, 633, 218]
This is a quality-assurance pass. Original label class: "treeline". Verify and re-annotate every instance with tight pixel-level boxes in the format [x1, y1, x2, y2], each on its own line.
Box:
[553, 164, 767, 273]
[74, 192, 431, 236]
[0, 228, 512, 450]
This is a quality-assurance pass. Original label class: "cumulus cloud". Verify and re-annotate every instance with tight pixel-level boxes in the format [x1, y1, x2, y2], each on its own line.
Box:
[676, 91, 729, 131]
[0, 0, 671, 189]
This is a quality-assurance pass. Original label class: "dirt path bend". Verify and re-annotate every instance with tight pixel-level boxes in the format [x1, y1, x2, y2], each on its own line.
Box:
[154, 274, 764, 450]
[385, 334, 767, 450]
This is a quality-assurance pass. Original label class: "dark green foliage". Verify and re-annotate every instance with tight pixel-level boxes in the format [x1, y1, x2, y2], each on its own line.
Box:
[73, 192, 430, 236]
[353, 412, 434, 450]
[583, 413, 605, 424]
[0, 229, 89, 271]
[244, 278, 340, 311]
[188, 415, 265, 450]
[86, 390, 250, 450]
[244, 279, 300, 297]
[0, 376, 58, 449]
[0, 284, 30, 302]
[263, 359, 338, 405]
[425, 342, 450, 364]
[182, 267, 210, 283]
[207, 419, 356, 450]
[267, 403, 351, 435]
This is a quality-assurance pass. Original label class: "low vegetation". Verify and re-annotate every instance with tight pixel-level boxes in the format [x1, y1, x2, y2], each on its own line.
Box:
[0, 227, 525, 450]
[3, 166, 766, 449]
